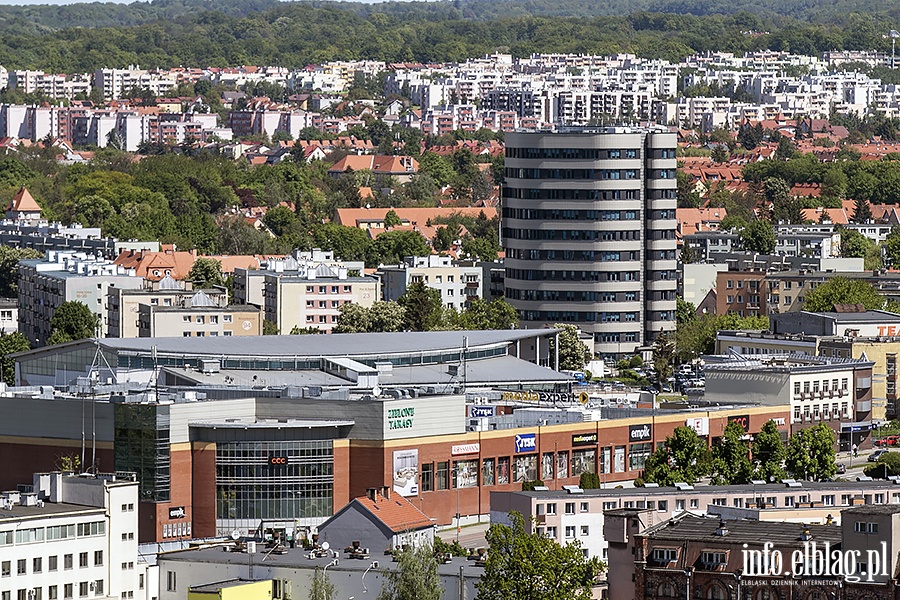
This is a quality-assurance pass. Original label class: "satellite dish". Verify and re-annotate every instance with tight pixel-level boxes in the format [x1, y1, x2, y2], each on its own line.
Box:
[231, 530, 240, 541]
[321, 541, 330, 551]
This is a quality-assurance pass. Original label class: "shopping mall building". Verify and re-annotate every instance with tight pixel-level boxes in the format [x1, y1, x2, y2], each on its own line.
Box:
[1, 331, 789, 543]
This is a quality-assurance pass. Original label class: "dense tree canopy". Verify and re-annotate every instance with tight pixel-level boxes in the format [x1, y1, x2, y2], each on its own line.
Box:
[48, 301, 99, 345]
[478, 511, 603, 600]
[0, 0, 892, 73]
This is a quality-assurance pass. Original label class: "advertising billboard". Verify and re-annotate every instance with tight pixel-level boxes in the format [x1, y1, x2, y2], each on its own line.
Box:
[392, 449, 419, 497]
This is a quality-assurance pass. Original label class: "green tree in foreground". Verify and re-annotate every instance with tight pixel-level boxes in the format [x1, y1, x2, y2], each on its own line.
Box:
[477, 511, 603, 600]
[0, 246, 42, 298]
[643, 426, 711, 486]
[652, 331, 675, 391]
[786, 423, 837, 481]
[752, 420, 787, 482]
[710, 421, 753, 485]
[739, 219, 776, 254]
[803, 276, 886, 312]
[550, 323, 591, 371]
[48, 301, 98, 345]
[187, 257, 225, 289]
[863, 452, 900, 478]
[398, 282, 443, 331]
[377, 544, 441, 600]
[0, 332, 29, 385]
[309, 566, 335, 600]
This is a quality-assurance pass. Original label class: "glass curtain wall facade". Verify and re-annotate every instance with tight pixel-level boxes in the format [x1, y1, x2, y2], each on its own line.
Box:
[114, 403, 171, 502]
[215, 440, 334, 523]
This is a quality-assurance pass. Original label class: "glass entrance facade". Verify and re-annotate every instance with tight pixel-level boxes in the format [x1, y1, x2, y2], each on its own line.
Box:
[215, 440, 334, 521]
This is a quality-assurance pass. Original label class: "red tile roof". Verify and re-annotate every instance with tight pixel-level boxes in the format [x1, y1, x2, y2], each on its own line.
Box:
[8, 187, 41, 213]
[353, 493, 433, 533]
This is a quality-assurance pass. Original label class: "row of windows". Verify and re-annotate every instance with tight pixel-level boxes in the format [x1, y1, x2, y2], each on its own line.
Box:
[1, 552, 103, 577]
[506, 289, 639, 302]
[793, 403, 851, 422]
[504, 208, 609, 221]
[792, 378, 850, 395]
[502, 188, 640, 201]
[506, 147, 640, 160]
[0, 581, 108, 600]
[503, 223, 639, 241]
[596, 332, 639, 343]
[507, 168, 644, 180]
[419, 449, 600, 491]
[505, 269, 641, 282]
[506, 248, 640, 262]
[520, 310, 672, 323]
[0, 522, 104, 547]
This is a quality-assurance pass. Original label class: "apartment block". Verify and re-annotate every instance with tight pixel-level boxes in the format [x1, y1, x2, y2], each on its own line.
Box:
[262, 265, 379, 333]
[378, 255, 483, 310]
[18, 251, 144, 346]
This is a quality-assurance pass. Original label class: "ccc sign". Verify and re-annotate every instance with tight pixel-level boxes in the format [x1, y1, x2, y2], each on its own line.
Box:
[269, 456, 288, 466]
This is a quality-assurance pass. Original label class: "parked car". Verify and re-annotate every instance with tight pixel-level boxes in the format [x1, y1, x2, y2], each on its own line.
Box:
[876, 436, 900, 447]
[869, 450, 888, 463]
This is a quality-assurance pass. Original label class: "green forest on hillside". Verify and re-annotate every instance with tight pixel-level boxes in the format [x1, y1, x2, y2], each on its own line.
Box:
[0, 0, 894, 71]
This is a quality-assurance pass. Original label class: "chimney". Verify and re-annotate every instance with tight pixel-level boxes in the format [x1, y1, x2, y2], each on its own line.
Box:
[366, 487, 377, 502]
[714, 519, 729, 537]
[380, 486, 391, 500]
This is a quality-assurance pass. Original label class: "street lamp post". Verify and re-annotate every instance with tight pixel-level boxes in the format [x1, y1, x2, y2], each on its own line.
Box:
[323, 558, 339, 600]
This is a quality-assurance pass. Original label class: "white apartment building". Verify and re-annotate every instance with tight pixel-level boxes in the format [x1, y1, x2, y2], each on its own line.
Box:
[491, 480, 900, 562]
[0, 472, 150, 600]
[17, 251, 144, 346]
[93, 68, 177, 101]
[378, 255, 483, 311]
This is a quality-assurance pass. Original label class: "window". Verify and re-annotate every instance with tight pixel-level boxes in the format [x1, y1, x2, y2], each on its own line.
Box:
[690, 499, 699, 509]
[701, 551, 727, 567]
[823, 495, 835, 506]
[93, 582, 103, 597]
[49, 588, 57, 600]
[79, 553, 88, 568]
[436, 461, 449, 490]
[138, 575, 144, 590]
[580, 502, 589, 512]
[653, 548, 678, 563]
[64, 555, 73, 570]
[581, 526, 589, 536]
[93, 551, 102, 567]
[547, 503, 557, 515]
[64, 586, 73, 600]
[49, 556, 57, 572]
[676, 499, 685, 510]
[166, 572, 177, 593]
[16, 560, 25, 575]
[1, 561, 8, 577]
[497, 456, 510, 485]
[420, 463, 434, 492]
[854, 522, 879, 534]
[33, 558, 41, 573]
[223, 315, 232, 323]
[482, 458, 495, 486]
[565, 502, 576, 515]
[79, 583, 88, 598]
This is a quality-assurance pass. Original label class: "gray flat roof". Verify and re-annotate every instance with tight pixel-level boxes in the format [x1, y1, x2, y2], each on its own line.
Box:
[505, 479, 900, 499]
[645, 514, 841, 545]
[82, 329, 555, 358]
[190, 418, 355, 429]
[159, 544, 482, 576]
[0, 502, 104, 522]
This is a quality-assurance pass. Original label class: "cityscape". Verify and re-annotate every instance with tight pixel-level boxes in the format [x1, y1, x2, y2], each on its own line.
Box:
[6, 1, 900, 599]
